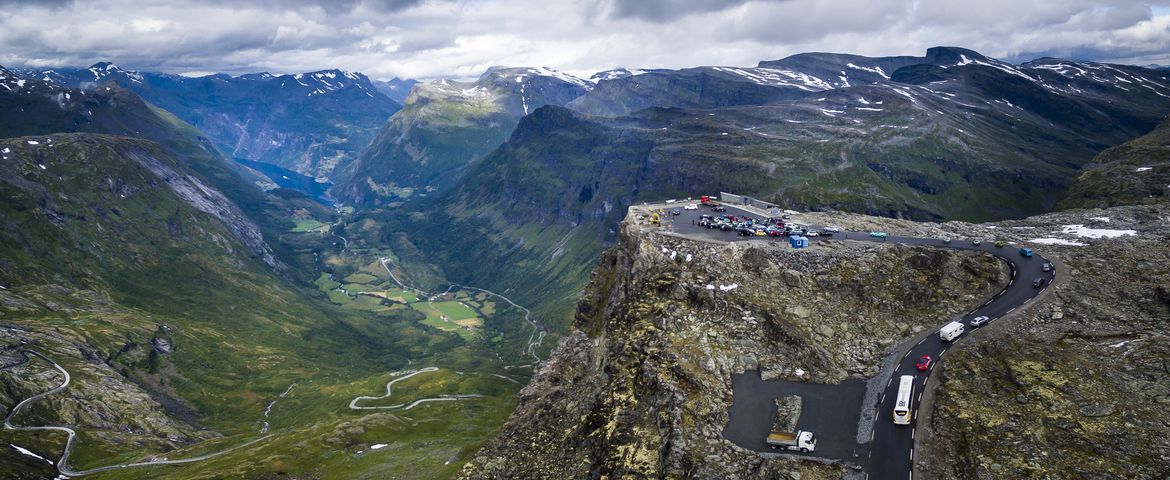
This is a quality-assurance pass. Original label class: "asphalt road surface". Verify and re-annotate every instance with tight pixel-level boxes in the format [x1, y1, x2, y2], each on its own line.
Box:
[723, 372, 867, 461]
[658, 203, 1055, 480]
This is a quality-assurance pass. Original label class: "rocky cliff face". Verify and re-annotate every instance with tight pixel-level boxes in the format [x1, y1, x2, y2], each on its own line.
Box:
[1060, 115, 1170, 210]
[459, 206, 1004, 479]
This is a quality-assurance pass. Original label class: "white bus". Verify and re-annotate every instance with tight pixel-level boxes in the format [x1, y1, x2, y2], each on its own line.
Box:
[892, 375, 915, 425]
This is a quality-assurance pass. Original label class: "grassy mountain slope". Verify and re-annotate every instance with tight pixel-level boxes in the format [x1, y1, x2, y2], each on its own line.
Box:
[0, 72, 527, 479]
[0, 135, 522, 480]
[0, 72, 292, 273]
[1059, 116, 1170, 208]
[332, 67, 590, 207]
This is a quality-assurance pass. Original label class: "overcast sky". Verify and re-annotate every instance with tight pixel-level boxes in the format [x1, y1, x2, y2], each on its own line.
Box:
[1, 0, 1169, 81]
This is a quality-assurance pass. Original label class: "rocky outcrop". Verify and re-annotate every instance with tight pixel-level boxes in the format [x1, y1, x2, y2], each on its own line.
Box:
[459, 205, 1004, 479]
[910, 203, 1170, 479]
[773, 396, 802, 433]
[0, 326, 216, 451]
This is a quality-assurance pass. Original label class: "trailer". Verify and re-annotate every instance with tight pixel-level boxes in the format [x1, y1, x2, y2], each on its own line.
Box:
[767, 430, 817, 452]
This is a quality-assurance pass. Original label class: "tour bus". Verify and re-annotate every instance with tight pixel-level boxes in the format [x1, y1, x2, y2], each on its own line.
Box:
[893, 375, 915, 425]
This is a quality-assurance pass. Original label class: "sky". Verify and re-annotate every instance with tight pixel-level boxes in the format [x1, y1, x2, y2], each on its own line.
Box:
[1, 0, 1169, 81]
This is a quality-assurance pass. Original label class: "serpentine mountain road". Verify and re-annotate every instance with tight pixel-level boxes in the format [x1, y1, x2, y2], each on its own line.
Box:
[2, 350, 272, 476]
[662, 204, 1055, 480]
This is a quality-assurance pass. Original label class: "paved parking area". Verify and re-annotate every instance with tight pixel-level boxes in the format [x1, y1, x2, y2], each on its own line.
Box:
[722, 371, 868, 461]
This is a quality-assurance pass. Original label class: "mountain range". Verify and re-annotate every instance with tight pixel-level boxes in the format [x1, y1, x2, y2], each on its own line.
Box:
[360, 46, 1170, 323]
[333, 66, 591, 206]
[12, 62, 402, 183]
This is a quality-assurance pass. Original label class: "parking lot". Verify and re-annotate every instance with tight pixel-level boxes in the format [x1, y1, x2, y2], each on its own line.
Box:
[648, 200, 853, 245]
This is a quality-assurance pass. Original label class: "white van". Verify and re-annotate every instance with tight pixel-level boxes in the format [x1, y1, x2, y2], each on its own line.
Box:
[939, 321, 964, 342]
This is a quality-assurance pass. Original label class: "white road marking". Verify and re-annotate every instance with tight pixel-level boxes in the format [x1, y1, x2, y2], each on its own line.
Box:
[917, 392, 923, 404]
[940, 347, 948, 356]
[1007, 307, 1016, 314]
[871, 429, 876, 441]
[1007, 278, 1013, 286]
[910, 447, 914, 461]
[922, 376, 928, 387]
[912, 427, 916, 440]
[887, 377, 894, 388]
[903, 350, 912, 359]
[1011, 269, 1016, 278]
[916, 337, 926, 346]
[880, 393, 886, 404]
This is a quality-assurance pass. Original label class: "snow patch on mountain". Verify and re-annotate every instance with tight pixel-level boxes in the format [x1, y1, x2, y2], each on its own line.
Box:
[712, 66, 833, 91]
[846, 63, 889, 79]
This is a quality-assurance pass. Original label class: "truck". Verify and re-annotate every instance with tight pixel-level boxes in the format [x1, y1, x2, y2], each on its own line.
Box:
[767, 430, 817, 452]
[700, 195, 720, 207]
[939, 321, 965, 342]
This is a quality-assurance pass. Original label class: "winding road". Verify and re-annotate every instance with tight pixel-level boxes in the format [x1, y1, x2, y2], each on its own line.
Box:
[665, 204, 1056, 480]
[1, 349, 272, 476]
[348, 367, 483, 411]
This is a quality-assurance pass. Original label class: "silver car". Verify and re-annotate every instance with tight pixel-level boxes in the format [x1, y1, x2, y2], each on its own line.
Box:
[970, 316, 991, 327]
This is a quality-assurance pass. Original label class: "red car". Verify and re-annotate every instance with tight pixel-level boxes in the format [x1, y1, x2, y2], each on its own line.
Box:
[916, 355, 933, 371]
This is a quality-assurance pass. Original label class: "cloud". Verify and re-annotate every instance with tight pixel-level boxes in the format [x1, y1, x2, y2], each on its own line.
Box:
[0, 0, 1168, 81]
[604, 0, 777, 22]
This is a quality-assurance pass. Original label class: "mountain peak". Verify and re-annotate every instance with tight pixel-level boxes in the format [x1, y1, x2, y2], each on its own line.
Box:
[477, 66, 591, 90]
[89, 61, 122, 72]
[924, 46, 989, 65]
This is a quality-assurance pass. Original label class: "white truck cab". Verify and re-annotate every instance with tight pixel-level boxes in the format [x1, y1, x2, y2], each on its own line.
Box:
[766, 430, 816, 453]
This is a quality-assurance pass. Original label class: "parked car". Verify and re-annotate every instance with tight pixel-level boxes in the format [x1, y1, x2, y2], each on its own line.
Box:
[805, 230, 819, 237]
[1041, 262, 1052, 272]
[737, 227, 755, 236]
[941, 236, 952, 244]
[971, 238, 982, 246]
[995, 240, 1006, 248]
[916, 355, 933, 371]
[819, 230, 833, 237]
[1032, 277, 1046, 288]
[684, 204, 699, 210]
[754, 229, 767, 236]
[869, 231, 888, 238]
[822, 226, 840, 233]
[672, 210, 682, 216]
[713, 206, 727, 212]
[969, 316, 991, 327]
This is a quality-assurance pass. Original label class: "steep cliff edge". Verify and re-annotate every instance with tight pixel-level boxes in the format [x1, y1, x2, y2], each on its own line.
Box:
[459, 206, 1004, 479]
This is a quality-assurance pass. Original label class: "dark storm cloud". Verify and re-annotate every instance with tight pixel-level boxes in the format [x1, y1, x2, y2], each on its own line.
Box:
[1, 1, 1168, 81]
[607, 0, 778, 22]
